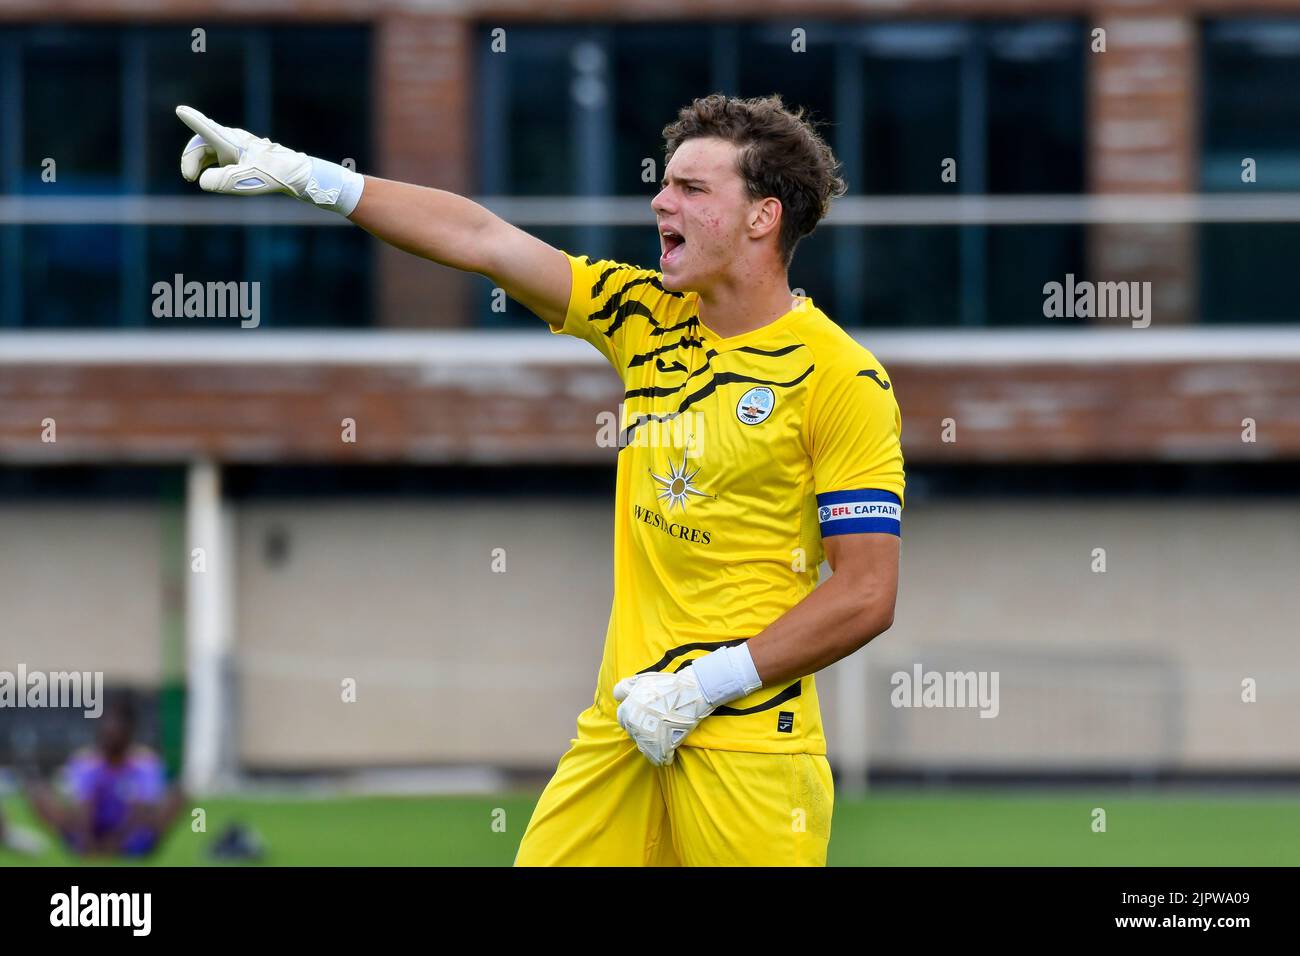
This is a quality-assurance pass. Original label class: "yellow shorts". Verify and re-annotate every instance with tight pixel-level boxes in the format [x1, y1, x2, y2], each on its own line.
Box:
[514, 702, 834, 866]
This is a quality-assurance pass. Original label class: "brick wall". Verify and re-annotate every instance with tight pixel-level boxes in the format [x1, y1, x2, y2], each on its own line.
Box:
[375, 14, 473, 329]
[4, 334, 1298, 463]
[1088, 5, 1198, 326]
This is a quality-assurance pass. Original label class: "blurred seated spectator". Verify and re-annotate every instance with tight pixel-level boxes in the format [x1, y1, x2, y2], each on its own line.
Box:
[25, 691, 185, 857]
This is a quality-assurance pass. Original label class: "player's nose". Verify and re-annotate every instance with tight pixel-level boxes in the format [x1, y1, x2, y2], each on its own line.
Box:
[650, 187, 673, 216]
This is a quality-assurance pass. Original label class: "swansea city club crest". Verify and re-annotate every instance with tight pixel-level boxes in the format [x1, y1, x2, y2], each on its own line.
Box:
[736, 386, 775, 425]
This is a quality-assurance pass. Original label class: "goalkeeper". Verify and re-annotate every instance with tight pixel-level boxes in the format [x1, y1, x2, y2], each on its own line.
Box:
[176, 94, 903, 867]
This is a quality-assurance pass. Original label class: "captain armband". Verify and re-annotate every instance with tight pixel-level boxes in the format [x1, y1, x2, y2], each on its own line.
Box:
[816, 489, 902, 537]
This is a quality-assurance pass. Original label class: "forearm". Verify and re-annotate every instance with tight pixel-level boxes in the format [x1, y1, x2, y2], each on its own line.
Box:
[348, 176, 501, 274]
[175, 108, 570, 321]
[620, 568, 894, 764]
[746, 570, 895, 688]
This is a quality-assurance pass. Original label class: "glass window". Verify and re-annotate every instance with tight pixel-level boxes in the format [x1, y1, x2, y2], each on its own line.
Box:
[738, 22, 838, 152]
[613, 26, 713, 196]
[987, 22, 1085, 194]
[0, 31, 14, 196]
[988, 225, 1087, 327]
[858, 227, 959, 326]
[1202, 21, 1300, 191]
[22, 27, 121, 194]
[4, 24, 373, 329]
[858, 25, 965, 196]
[268, 27, 373, 327]
[143, 26, 247, 196]
[144, 225, 245, 328]
[21, 225, 121, 327]
[264, 225, 372, 328]
[271, 26, 372, 172]
[481, 27, 584, 197]
[1201, 20, 1300, 323]
[1200, 224, 1300, 324]
[472, 19, 1089, 328]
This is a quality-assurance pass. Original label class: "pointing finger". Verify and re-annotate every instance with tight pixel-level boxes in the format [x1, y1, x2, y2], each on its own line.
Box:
[175, 105, 241, 165]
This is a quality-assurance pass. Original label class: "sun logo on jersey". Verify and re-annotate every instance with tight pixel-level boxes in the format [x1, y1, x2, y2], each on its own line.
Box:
[650, 450, 712, 512]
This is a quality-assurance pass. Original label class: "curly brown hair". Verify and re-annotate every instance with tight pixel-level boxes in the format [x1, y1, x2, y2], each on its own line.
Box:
[662, 92, 847, 269]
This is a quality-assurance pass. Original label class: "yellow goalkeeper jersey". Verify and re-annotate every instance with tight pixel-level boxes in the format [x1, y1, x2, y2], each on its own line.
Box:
[552, 252, 905, 755]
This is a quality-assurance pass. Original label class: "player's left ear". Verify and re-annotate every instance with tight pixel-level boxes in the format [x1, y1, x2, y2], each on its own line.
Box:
[748, 196, 782, 239]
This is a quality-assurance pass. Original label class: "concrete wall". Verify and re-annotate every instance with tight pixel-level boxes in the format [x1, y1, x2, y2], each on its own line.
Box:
[3, 497, 1296, 771]
[233, 500, 613, 767]
[228, 498, 1300, 770]
[0, 505, 163, 683]
[846, 500, 1300, 769]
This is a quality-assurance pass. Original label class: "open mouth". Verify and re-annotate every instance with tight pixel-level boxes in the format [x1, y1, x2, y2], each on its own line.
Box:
[660, 228, 685, 263]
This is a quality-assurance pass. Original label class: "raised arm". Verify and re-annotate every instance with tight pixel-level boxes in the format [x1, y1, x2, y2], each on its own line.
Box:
[347, 177, 572, 330]
[175, 106, 572, 330]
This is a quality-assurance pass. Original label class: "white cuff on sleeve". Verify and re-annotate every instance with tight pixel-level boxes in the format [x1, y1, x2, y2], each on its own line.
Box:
[302, 156, 366, 216]
[691, 643, 763, 707]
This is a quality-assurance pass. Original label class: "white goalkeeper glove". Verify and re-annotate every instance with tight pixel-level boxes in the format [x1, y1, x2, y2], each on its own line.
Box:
[175, 105, 365, 216]
[613, 643, 763, 767]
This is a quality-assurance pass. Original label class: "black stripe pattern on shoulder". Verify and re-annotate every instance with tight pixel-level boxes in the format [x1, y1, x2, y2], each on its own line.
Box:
[625, 336, 706, 369]
[620, 364, 815, 448]
[624, 352, 717, 400]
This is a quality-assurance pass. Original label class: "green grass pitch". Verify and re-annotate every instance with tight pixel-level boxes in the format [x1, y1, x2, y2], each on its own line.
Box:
[3, 791, 1298, 866]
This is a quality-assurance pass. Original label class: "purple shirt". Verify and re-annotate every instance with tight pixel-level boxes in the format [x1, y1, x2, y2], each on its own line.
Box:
[62, 748, 166, 854]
